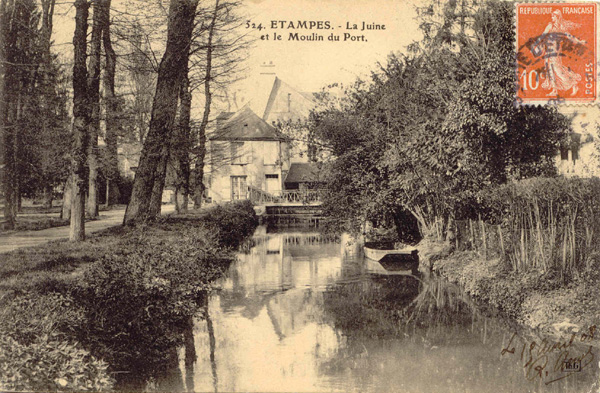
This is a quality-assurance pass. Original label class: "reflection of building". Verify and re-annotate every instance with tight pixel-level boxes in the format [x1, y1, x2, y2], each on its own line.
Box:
[221, 230, 341, 299]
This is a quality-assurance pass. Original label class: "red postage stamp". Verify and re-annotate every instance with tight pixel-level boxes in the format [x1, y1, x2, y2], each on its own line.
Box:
[516, 3, 597, 104]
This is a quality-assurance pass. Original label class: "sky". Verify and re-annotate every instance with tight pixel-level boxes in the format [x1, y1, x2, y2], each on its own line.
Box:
[237, 0, 421, 92]
[48, 0, 600, 132]
[51, 0, 421, 96]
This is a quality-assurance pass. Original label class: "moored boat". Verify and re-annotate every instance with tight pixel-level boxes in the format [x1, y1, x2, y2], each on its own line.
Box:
[363, 242, 418, 262]
[363, 242, 419, 274]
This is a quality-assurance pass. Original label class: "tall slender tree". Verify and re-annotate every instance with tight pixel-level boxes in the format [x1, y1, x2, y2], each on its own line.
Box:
[124, 0, 199, 225]
[38, 0, 56, 209]
[187, 0, 248, 208]
[69, 0, 90, 240]
[172, 69, 192, 212]
[1, 0, 41, 228]
[0, 0, 10, 227]
[191, 0, 218, 208]
[86, 0, 106, 218]
[101, 0, 119, 206]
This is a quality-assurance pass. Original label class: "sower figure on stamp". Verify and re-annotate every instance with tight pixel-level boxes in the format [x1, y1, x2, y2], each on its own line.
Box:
[534, 10, 586, 97]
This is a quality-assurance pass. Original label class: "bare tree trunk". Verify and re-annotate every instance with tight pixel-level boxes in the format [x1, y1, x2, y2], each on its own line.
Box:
[193, 0, 219, 209]
[69, 0, 90, 241]
[174, 186, 181, 213]
[102, 0, 119, 206]
[62, 175, 72, 220]
[40, 0, 57, 213]
[14, 95, 23, 215]
[173, 68, 192, 212]
[43, 185, 53, 209]
[124, 0, 199, 225]
[1, 0, 16, 229]
[86, 0, 104, 219]
[104, 177, 110, 208]
[148, 142, 169, 217]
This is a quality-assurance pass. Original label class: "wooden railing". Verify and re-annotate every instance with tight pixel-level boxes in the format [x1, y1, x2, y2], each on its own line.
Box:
[248, 186, 322, 204]
[248, 186, 276, 203]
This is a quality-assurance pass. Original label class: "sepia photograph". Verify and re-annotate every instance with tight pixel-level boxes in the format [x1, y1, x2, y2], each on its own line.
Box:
[0, 0, 599, 392]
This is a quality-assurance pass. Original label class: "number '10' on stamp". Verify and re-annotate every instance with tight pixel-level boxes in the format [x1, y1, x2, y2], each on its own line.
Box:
[516, 3, 597, 104]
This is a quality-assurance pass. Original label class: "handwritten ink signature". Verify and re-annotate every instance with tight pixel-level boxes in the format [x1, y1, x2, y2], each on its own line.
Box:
[500, 325, 596, 385]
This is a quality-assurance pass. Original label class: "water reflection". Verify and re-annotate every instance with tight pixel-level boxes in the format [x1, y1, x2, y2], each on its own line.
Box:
[152, 228, 598, 392]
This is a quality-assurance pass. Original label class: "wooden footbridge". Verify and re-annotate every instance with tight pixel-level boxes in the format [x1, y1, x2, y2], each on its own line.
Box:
[247, 186, 324, 226]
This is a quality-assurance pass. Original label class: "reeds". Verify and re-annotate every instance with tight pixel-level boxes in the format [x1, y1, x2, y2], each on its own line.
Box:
[453, 177, 600, 278]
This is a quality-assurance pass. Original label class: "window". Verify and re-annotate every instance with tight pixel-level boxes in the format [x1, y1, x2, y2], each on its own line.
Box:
[265, 174, 279, 193]
[231, 176, 247, 200]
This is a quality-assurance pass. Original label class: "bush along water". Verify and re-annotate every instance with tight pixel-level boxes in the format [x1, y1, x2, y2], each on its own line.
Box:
[0, 201, 259, 391]
[432, 177, 600, 335]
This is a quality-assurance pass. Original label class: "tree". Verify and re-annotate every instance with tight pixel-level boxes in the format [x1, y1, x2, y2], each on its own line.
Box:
[101, 0, 119, 206]
[0, 0, 8, 226]
[190, 0, 219, 208]
[118, 20, 158, 144]
[86, 0, 107, 218]
[69, 0, 90, 240]
[167, 0, 249, 210]
[1, 0, 48, 227]
[313, 0, 568, 240]
[171, 69, 192, 212]
[124, 0, 199, 225]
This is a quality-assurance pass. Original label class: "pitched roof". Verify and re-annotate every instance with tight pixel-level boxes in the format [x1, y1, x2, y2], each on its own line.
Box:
[284, 163, 324, 184]
[262, 77, 316, 123]
[216, 112, 235, 122]
[210, 106, 285, 141]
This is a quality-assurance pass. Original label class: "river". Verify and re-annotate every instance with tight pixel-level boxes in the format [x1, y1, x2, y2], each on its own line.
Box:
[142, 226, 599, 392]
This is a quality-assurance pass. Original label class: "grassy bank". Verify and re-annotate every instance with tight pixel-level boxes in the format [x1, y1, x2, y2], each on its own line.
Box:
[0, 201, 258, 391]
[409, 178, 599, 343]
[419, 238, 600, 345]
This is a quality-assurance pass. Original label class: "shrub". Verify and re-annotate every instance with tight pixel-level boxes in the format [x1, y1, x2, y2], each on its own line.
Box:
[201, 200, 259, 248]
[0, 293, 113, 392]
[0, 335, 113, 392]
[0, 199, 259, 386]
[74, 226, 235, 376]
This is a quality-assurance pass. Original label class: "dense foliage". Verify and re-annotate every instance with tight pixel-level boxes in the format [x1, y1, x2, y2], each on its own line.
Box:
[0, 0, 71, 215]
[312, 0, 569, 240]
[73, 200, 257, 375]
[0, 293, 113, 391]
[0, 201, 258, 390]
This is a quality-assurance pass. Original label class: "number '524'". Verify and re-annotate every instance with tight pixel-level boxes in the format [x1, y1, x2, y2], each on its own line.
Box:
[245, 20, 264, 30]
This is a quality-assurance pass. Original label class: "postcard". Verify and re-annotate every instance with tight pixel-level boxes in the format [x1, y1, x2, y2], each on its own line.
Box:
[0, 0, 599, 392]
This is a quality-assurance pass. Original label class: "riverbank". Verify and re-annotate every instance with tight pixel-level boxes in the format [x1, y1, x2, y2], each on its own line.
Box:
[0, 201, 258, 391]
[419, 238, 600, 346]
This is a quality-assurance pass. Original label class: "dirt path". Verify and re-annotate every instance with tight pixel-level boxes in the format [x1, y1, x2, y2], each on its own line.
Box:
[0, 205, 175, 254]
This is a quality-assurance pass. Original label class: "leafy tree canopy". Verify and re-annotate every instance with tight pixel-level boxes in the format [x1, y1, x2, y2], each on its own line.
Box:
[312, 0, 569, 238]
